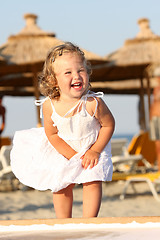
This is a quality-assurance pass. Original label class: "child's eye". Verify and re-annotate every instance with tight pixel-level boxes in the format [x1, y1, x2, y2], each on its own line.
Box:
[65, 71, 71, 75]
[79, 68, 85, 72]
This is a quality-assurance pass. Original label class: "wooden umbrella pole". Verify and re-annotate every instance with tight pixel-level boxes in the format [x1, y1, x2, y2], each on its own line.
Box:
[139, 77, 146, 131]
[144, 68, 151, 108]
[146, 75, 151, 127]
[32, 67, 42, 127]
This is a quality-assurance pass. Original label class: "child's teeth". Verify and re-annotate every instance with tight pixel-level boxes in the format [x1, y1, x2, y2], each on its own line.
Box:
[72, 83, 80, 86]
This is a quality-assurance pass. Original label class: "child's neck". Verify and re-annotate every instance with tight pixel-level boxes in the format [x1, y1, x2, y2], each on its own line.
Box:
[53, 96, 81, 117]
[59, 95, 81, 104]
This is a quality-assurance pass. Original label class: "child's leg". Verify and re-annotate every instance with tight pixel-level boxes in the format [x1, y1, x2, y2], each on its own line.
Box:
[53, 184, 75, 218]
[82, 181, 102, 218]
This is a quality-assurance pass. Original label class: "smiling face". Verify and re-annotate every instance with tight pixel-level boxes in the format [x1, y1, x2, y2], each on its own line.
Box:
[52, 52, 89, 101]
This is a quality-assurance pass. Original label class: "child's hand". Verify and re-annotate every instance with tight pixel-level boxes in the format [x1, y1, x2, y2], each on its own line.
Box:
[81, 149, 100, 169]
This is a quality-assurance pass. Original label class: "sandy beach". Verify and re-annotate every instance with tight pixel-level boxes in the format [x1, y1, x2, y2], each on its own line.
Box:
[0, 180, 160, 220]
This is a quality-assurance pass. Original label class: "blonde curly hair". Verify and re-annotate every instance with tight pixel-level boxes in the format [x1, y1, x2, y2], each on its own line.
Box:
[39, 42, 92, 99]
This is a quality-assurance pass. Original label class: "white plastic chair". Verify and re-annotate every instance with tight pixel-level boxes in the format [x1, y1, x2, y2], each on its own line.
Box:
[119, 172, 160, 201]
[0, 145, 14, 182]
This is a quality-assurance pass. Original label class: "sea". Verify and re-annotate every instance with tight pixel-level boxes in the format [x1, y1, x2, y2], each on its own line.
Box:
[112, 133, 134, 146]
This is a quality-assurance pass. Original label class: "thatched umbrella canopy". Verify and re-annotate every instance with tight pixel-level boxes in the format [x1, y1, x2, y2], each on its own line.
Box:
[91, 18, 160, 130]
[92, 18, 160, 84]
[0, 55, 6, 64]
[106, 18, 160, 66]
[0, 13, 104, 90]
[0, 13, 106, 125]
[0, 14, 103, 66]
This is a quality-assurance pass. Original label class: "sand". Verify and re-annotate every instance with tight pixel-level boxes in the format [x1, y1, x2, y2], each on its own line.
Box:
[0, 180, 160, 220]
[1, 221, 160, 240]
[1, 180, 160, 240]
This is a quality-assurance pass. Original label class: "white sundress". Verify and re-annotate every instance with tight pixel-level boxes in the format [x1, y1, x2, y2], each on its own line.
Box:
[10, 91, 113, 192]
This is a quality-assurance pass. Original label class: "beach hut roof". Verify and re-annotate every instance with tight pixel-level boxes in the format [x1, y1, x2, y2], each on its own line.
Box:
[0, 13, 104, 67]
[91, 18, 160, 131]
[105, 18, 160, 66]
[0, 13, 105, 98]
[0, 13, 62, 65]
[91, 18, 160, 83]
[18, 13, 55, 37]
[0, 55, 6, 65]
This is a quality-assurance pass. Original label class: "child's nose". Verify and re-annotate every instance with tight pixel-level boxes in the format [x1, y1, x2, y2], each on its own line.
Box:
[73, 72, 80, 79]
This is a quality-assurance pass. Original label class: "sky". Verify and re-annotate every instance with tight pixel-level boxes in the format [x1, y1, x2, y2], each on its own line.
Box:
[1, 0, 160, 137]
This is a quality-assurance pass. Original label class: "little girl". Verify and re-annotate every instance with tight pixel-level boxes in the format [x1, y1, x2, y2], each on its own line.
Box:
[11, 42, 115, 218]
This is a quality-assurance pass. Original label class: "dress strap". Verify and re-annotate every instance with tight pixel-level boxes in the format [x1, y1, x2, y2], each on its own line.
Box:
[82, 91, 104, 117]
[63, 100, 82, 117]
[35, 92, 104, 118]
[35, 97, 48, 118]
[83, 91, 104, 99]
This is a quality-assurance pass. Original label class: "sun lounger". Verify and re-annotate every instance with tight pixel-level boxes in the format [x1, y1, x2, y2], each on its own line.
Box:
[128, 132, 156, 166]
[111, 138, 128, 156]
[112, 154, 146, 172]
[111, 134, 152, 173]
[111, 132, 156, 173]
[119, 172, 160, 201]
[0, 137, 11, 148]
[0, 145, 14, 182]
[111, 138, 143, 172]
[111, 132, 160, 200]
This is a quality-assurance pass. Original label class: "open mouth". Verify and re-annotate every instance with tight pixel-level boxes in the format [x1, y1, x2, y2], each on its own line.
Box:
[71, 82, 82, 89]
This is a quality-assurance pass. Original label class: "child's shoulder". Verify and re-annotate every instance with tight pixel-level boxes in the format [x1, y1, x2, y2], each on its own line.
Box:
[85, 91, 104, 103]
[86, 95, 104, 106]
[42, 97, 54, 114]
[85, 95, 103, 116]
[86, 93, 108, 116]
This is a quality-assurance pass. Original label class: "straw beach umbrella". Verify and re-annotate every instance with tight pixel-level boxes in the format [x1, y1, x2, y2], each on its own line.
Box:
[0, 55, 6, 64]
[0, 14, 63, 100]
[0, 13, 105, 125]
[92, 18, 160, 81]
[91, 18, 160, 130]
[0, 13, 62, 125]
[0, 13, 104, 89]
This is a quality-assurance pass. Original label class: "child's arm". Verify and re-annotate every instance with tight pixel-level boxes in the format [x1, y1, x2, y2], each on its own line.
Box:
[82, 98, 115, 169]
[43, 99, 77, 160]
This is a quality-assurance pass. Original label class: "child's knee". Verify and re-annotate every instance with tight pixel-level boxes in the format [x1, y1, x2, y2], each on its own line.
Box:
[55, 183, 75, 194]
[83, 181, 102, 189]
[66, 183, 75, 190]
